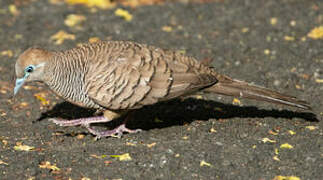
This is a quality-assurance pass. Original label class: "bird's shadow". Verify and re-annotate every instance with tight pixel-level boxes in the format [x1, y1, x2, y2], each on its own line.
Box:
[37, 98, 319, 132]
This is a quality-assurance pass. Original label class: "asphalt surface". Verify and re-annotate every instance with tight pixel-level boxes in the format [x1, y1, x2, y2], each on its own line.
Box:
[0, 0, 322, 179]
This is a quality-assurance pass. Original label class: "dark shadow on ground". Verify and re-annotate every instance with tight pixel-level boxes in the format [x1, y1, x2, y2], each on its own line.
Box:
[37, 98, 318, 132]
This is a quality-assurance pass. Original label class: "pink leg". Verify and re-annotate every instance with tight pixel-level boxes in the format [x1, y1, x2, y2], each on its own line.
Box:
[49, 116, 141, 139]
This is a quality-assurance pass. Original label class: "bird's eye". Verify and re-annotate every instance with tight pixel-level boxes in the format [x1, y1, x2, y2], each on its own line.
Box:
[25, 65, 34, 73]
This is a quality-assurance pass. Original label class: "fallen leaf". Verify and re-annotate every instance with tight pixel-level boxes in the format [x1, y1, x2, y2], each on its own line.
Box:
[34, 93, 50, 106]
[81, 177, 91, 180]
[209, 127, 217, 133]
[284, 36, 295, 41]
[288, 130, 296, 135]
[64, 14, 86, 28]
[9, 4, 20, 16]
[275, 148, 279, 155]
[88, 37, 100, 43]
[1, 50, 13, 57]
[315, 79, 323, 83]
[162, 26, 172, 32]
[175, 154, 180, 157]
[273, 175, 300, 180]
[50, 30, 75, 45]
[305, 126, 318, 130]
[261, 138, 276, 143]
[308, 26, 323, 39]
[273, 156, 280, 161]
[280, 143, 293, 149]
[110, 153, 132, 161]
[65, 0, 115, 9]
[14, 143, 34, 151]
[232, 98, 241, 105]
[115, 8, 132, 21]
[200, 160, 212, 167]
[39, 161, 60, 171]
[270, 17, 277, 25]
[125, 142, 137, 146]
[146, 142, 156, 148]
[0, 160, 8, 165]
[264, 49, 271, 55]
[268, 130, 278, 135]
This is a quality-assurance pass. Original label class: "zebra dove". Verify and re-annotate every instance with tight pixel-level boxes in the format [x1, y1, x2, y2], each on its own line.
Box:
[14, 41, 311, 139]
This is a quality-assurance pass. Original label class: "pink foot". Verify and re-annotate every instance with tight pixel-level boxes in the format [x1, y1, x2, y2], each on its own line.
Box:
[49, 116, 109, 127]
[85, 124, 142, 140]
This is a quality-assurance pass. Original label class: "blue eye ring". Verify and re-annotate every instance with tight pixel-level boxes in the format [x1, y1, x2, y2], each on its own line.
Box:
[25, 65, 35, 73]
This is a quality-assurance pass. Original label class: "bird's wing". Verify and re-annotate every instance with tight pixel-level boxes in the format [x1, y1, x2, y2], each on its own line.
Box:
[85, 42, 217, 110]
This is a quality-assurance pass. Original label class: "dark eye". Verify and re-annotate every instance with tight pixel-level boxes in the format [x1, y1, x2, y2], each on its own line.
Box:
[25, 65, 34, 73]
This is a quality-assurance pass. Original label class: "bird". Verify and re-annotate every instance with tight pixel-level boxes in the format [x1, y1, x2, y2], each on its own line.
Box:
[14, 41, 311, 139]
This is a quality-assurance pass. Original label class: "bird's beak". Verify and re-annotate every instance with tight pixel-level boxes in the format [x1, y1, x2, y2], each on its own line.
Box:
[14, 77, 26, 96]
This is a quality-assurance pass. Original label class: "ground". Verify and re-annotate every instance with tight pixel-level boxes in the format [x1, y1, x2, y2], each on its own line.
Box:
[0, 0, 322, 179]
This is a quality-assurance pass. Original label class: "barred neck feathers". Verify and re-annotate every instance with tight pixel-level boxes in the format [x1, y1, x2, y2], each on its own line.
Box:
[45, 48, 99, 109]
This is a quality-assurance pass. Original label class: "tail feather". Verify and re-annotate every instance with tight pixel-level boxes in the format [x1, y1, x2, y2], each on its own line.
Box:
[205, 76, 311, 110]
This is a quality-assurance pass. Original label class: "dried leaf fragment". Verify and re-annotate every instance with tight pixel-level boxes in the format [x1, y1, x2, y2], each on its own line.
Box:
[162, 26, 173, 32]
[39, 161, 60, 171]
[115, 8, 132, 21]
[288, 130, 296, 135]
[89, 37, 100, 43]
[232, 98, 241, 105]
[14, 143, 34, 151]
[273, 156, 280, 161]
[200, 160, 212, 167]
[50, 30, 75, 45]
[9, 4, 20, 16]
[315, 78, 323, 83]
[64, 14, 86, 27]
[1, 50, 13, 57]
[284, 36, 295, 41]
[65, 0, 115, 9]
[305, 126, 318, 130]
[34, 93, 50, 106]
[280, 143, 293, 149]
[146, 142, 156, 148]
[0, 160, 8, 165]
[308, 26, 323, 39]
[262, 137, 276, 143]
[273, 175, 300, 180]
[110, 153, 132, 161]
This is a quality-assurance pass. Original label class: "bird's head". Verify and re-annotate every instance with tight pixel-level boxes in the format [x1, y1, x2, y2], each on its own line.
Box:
[14, 48, 53, 95]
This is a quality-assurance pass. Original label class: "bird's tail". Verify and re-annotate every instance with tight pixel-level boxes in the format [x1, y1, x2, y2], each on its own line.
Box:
[205, 75, 311, 110]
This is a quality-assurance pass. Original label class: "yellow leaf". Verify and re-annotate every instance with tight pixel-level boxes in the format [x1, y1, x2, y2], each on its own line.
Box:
[209, 127, 217, 133]
[0, 160, 8, 165]
[146, 142, 156, 148]
[9, 4, 20, 16]
[261, 137, 276, 143]
[125, 142, 137, 146]
[273, 156, 280, 161]
[175, 154, 180, 157]
[65, 0, 115, 9]
[64, 14, 86, 27]
[194, 95, 203, 99]
[88, 37, 100, 43]
[50, 30, 75, 45]
[280, 143, 293, 149]
[315, 79, 323, 83]
[162, 26, 172, 32]
[34, 93, 50, 106]
[308, 26, 323, 39]
[0, 50, 13, 57]
[110, 153, 132, 161]
[305, 126, 318, 130]
[288, 130, 296, 135]
[200, 160, 212, 167]
[81, 178, 91, 180]
[270, 17, 277, 26]
[232, 98, 241, 105]
[115, 8, 132, 21]
[264, 49, 271, 55]
[14, 143, 34, 151]
[273, 175, 300, 180]
[275, 148, 279, 155]
[39, 161, 60, 171]
[284, 36, 295, 41]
